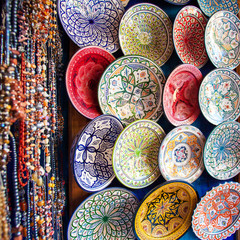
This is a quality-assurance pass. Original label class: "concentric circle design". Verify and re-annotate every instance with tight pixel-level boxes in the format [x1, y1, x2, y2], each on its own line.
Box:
[113, 120, 165, 189]
[58, 0, 125, 53]
[204, 121, 240, 180]
[68, 188, 139, 239]
[119, 3, 173, 67]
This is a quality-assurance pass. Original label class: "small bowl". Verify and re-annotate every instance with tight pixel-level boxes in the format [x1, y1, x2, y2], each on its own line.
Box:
[164, 0, 191, 5]
[173, 6, 208, 68]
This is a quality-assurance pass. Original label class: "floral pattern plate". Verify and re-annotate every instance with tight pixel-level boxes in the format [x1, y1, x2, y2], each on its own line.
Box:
[134, 181, 198, 240]
[164, 0, 191, 5]
[192, 182, 240, 240]
[205, 10, 240, 70]
[98, 55, 166, 125]
[119, 3, 173, 67]
[159, 125, 206, 183]
[163, 64, 203, 126]
[197, 0, 239, 17]
[66, 46, 115, 119]
[203, 121, 240, 180]
[112, 120, 165, 189]
[68, 188, 139, 239]
[73, 115, 123, 192]
[173, 6, 208, 68]
[58, 0, 124, 53]
[199, 68, 240, 125]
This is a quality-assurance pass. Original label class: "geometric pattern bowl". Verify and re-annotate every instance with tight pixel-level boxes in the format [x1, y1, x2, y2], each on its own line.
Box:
[204, 121, 240, 180]
[58, 0, 125, 53]
[119, 3, 173, 67]
[68, 188, 139, 239]
[199, 68, 240, 125]
[192, 182, 240, 240]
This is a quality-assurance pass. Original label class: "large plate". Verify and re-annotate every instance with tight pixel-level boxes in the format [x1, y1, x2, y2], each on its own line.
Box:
[163, 64, 203, 126]
[203, 121, 240, 180]
[192, 182, 240, 240]
[205, 10, 240, 69]
[159, 125, 206, 183]
[119, 3, 173, 67]
[66, 46, 115, 119]
[134, 181, 198, 240]
[72, 115, 123, 192]
[98, 55, 166, 125]
[68, 187, 139, 239]
[199, 68, 240, 125]
[113, 120, 165, 189]
[173, 6, 208, 68]
[58, 0, 124, 53]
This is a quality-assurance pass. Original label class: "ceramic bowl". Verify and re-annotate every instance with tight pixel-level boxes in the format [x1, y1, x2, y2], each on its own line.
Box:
[58, 0, 124, 53]
[68, 188, 139, 239]
[98, 55, 166, 125]
[134, 180, 198, 240]
[199, 68, 240, 125]
[173, 6, 208, 68]
[159, 125, 206, 183]
[205, 10, 240, 69]
[119, 3, 173, 67]
[197, 0, 239, 17]
[163, 64, 203, 126]
[164, 0, 191, 5]
[113, 120, 165, 189]
[192, 182, 240, 240]
[203, 121, 240, 180]
[66, 46, 115, 119]
[72, 114, 123, 192]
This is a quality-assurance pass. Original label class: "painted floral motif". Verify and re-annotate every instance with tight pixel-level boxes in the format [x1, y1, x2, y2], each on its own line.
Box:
[68, 188, 139, 239]
[173, 145, 189, 165]
[58, 0, 124, 53]
[204, 121, 240, 180]
[164, 0, 190, 4]
[113, 120, 165, 189]
[119, 3, 173, 67]
[73, 115, 123, 191]
[205, 11, 240, 69]
[192, 182, 240, 240]
[199, 69, 240, 125]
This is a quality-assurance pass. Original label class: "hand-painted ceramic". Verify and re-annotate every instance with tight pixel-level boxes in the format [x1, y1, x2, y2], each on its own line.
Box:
[164, 0, 191, 5]
[163, 64, 203, 126]
[113, 120, 165, 189]
[66, 46, 115, 119]
[120, 0, 130, 7]
[134, 181, 198, 240]
[199, 68, 240, 125]
[205, 11, 240, 70]
[203, 121, 240, 180]
[98, 55, 166, 125]
[119, 3, 173, 67]
[197, 0, 239, 17]
[173, 6, 208, 68]
[192, 182, 240, 240]
[159, 125, 206, 183]
[68, 187, 139, 240]
[58, 0, 124, 53]
[73, 115, 123, 192]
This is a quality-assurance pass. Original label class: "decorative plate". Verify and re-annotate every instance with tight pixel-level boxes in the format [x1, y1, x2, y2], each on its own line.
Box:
[119, 3, 173, 67]
[163, 64, 203, 126]
[159, 125, 206, 183]
[112, 120, 165, 189]
[199, 68, 240, 125]
[173, 6, 208, 68]
[163, 0, 191, 5]
[205, 11, 240, 70]
[120, 0, 130, 7]
[203, 121, 240, 180]
[66, 46, 115, 119]
[58, 0, 125, 53]
[98, 55, 166, 125]
[70, 130, 82, 168]
[68, 187, 139, 240]
[192, 182, 240, 240]
[197, 0, 239, 17]
[134, 181, 198, 240]
[73, 115, 123, 192]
